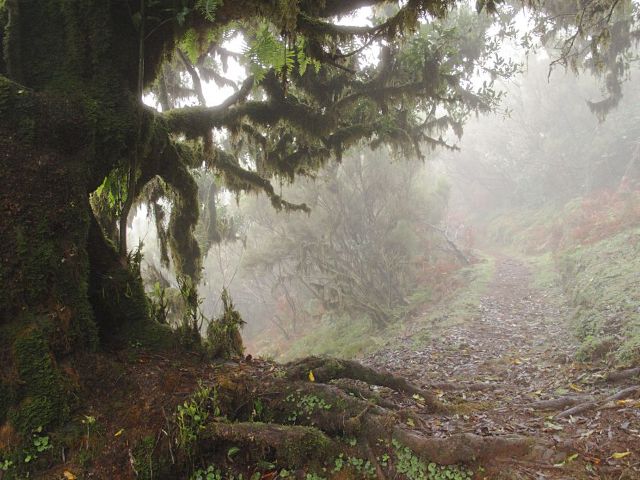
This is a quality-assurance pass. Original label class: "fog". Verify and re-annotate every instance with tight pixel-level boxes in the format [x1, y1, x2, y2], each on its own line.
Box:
[129, 47, 639, 362]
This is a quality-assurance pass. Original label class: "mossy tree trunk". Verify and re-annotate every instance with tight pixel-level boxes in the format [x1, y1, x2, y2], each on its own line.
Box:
[0, 0, 164, 436]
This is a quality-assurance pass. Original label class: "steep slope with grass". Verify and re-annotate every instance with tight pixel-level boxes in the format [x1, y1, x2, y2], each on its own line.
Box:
[558, 227, 640, 364]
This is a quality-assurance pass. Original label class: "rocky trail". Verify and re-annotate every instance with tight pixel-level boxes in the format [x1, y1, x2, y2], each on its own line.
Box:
[364, 256, 640, 479]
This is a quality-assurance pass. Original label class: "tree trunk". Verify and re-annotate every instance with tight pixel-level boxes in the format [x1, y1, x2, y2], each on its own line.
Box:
[0, 0, 165, 436]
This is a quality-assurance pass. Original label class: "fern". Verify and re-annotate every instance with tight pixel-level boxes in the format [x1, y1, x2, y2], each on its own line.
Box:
[244, 24, 319, 82]
[196, 0, 223, 21]
[295, 37, 321, 76]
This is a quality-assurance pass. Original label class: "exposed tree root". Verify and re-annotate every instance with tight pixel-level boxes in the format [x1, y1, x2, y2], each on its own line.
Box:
[330, 378, 400, 409]
[556, 385, 639, 419]
[285, 356, 446, 412]
[429, 381, 498, 392]
[527, 394, 596, 411]
[393, 429, 537, 465]
[199, 422, 337, 466]
[606, 367, 640, 383]
[186, 357, 547, 475]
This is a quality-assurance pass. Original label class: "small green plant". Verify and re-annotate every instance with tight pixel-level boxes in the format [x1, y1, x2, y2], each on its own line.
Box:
[206, 289, 245, 360]
[150, 281, 170, 324]
[392, 440, 473, 480]
[333, 454, 345, 472]
[1, 458, 14, 471]
[332, 453, 375, 477]
[23, 427, 53, 463]
[23, 427, 52, 464]
[394, 440, 425, 480]
[304, 473, 326, 480]
[348, 456, 376, 478]
[82, 414, 97, 450]
[227, 446, 240, 460]
[251, 398, 264, 421]
[190, 465, 223, 480]
[286, 393, 331, 423]
[176, 382, 219, 455]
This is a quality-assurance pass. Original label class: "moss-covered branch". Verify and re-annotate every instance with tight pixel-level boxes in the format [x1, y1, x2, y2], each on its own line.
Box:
[214, 148, 310, 213]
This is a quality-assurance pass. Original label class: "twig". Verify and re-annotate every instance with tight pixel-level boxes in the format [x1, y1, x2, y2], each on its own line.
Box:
[161, 406, 175, 465]
[129, 448, 139, 477]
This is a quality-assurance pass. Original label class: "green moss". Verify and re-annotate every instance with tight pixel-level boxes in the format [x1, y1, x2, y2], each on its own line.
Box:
[279, 425, 332, 466]
[0, 2, 6, 76]
[575, 335, 616, 362]
[120, 320, 177, 351]
[10, 327, 68, 433]
[0, 76, 37, 144]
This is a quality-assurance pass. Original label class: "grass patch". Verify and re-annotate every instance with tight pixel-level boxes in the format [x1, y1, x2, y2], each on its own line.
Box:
[268, 314, 388, 361]
[558, 227, 640, 365]
[417, 254, 495, 333]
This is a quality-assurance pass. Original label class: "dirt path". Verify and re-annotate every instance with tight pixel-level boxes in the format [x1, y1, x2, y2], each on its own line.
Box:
[364, 255, 640, 479]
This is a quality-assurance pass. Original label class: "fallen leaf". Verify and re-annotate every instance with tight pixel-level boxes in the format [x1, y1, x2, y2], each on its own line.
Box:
[566, 453, 579, 462]
[611, 451, 631, 460]
[308, 370, 315, 382]
[63, 471, 77, 480]
[114, 428, 125, 437]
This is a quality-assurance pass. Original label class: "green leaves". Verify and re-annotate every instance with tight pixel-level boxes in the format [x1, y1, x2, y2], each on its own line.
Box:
[244, 24, 319, 82]
[392, 439, 473, 480]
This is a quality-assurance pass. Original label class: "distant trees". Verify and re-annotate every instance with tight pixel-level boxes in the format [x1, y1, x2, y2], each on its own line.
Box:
[207, 149, 453, 341]
[439, 57, 640, 209]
